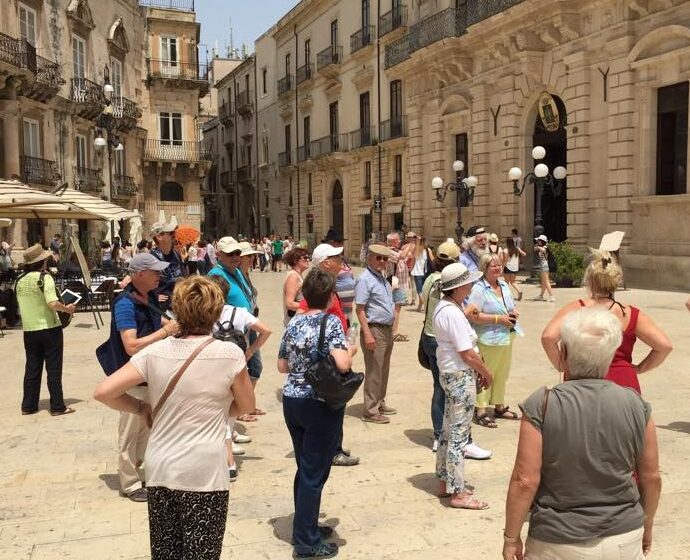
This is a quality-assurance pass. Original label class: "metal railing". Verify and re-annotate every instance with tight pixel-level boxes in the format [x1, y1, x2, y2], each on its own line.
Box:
[35, 55, 62, 86]
[349, 126, 375, 149]
[147, 58, 207, 81]
[466, 0, 525, 26]
[235, 90, 253, 113]
[112, 174, 138, 197]
[380, 116, 407, 141]
[350, 26, 375, 54]
[297, 144, 311, 162]
[379, 5, 408, 36]
[296, 62, 313, 85]
[20, 155, 60, 186]
[237, 165, 254, 183]
[138, 0, 195, 12]
[112, 96, 140, 121]
[73, 166, 104, 193]
[218, 102, 232, 124]
[0, 32, 36, 72]
[385, 7, 466, 68]
[144, 140, 212, 161]
[278, 75, 293, 96]
[316, 45, 342, 71]
[278, 151, 292, 167]
[71, 77, 104, 105]
[310, 133, 349, 157]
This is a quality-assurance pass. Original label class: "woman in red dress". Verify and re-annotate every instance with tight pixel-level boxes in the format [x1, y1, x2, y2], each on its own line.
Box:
[541, 250, 672, 393]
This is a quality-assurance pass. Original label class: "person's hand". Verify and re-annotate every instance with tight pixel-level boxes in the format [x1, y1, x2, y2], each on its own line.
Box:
[479, 370, 493, 389]
[158, 293, 169, 303]
[165, 319, 180, 336]
[642, 524, 653, 555]
[511, 308, 520, 319]
[364, 333, 376, 351]
[139, 402, 153, 429]
[348, 345, 358, 357]
[64, 303, 77, 314]
[245, 349, 254, 361]
[499, 315, 514, 328]
[502, 538, 524, 560]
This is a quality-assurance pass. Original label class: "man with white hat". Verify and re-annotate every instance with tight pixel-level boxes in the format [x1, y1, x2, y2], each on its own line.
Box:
[101, 252, 180, 502]
[459, 226, 488, 272]
[355, 243, 396, 424]
[149, 221, 183, 309]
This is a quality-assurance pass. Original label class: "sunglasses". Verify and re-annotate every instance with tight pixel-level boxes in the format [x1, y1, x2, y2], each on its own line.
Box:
[225, 251, 241, 257]
[375, 255, 389, 262]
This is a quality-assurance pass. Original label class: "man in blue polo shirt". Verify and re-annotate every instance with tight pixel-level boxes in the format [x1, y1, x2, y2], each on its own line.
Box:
[149, 221, 184, 309]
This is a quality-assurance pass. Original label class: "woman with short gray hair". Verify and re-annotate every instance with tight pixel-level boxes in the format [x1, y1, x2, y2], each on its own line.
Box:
[503, 308, 661, 560]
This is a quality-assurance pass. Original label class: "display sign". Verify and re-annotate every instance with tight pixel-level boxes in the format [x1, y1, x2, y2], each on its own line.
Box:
[538, 92, 560, 132]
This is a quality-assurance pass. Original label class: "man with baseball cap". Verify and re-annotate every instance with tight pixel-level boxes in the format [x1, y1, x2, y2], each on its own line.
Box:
[460, 226, 488, 272]
[100, 252, 179, 502]
[355, 243, 396, 424]
[149, 221, 183, 309]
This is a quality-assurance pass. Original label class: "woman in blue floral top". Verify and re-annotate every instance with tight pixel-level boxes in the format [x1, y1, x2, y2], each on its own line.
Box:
[278, 268, 355, 560]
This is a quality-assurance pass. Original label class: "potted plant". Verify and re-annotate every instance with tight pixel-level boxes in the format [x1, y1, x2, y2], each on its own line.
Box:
[548, 241, 585, 287]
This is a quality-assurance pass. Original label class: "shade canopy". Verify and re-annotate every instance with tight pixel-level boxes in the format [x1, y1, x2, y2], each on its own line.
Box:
[55, 187, 138, 221]
[0, 180, 104, 220]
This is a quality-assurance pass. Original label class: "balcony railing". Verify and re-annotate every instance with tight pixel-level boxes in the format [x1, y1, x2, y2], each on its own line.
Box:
[296, 63, 313, 85]
[316, 46, 342, 72]
[36, 56, 63, 87]
[379, 5, 408, 37]
[297, 144, 311, 162]
[112, 174, 138, 197]
[237, 165, 254, 183]
[349, 126, 375, 149]
[73, 166, 104, 193]
[0, 32, 36, 73]
[466, 0, 525, 26]
[218, 102, 233, 125]
[350, 26, 375, 54]
[385, 7, 466, 68]
[380, 116, 408, 141]
[147, 59, 208, 82]
[310, 134, 349, 157]
[144, 140, 212, 162]
[20, 155, 60, 187]
[235, 90, 253, 115]
[278, 151, 292, 168]
[278, 75, 293, 96]
[71, 77, 104, 105]
[112, 96, 140, 123]
[138, 0, 195, 11]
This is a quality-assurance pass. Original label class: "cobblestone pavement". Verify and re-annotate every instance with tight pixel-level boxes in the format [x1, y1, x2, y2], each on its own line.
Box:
[1, 272, 689, 559]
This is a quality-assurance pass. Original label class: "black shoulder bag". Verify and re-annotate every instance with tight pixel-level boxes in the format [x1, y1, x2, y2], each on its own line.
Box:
[214, 307, 248, 352]
[304, 314, 364, 411]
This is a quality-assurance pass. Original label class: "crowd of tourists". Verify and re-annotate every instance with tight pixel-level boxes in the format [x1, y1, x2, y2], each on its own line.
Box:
[8, 220, 671, 560]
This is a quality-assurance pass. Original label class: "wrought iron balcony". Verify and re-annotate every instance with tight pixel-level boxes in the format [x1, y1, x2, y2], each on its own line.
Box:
[20, 155, 60, 187]
[112, 174, 138, 197]
[146, 59, 209, 92]
[316, 46, 342, 72]
[138, 0, 195, 10]
[379, 5, 408, 37]
[349, 127, 375, 150]
[18, 55, 64, 102]
[112, 96, 141, 130]
[74, 166, 104, 193]
[218, 102, 233, 125]
[296, 63, 313, 85]
[278, 151, 292, 168]
[466, 0, 525, 26]
[235, 90, 253, 116]
[144, 140, 212, 162]
[278, 75, 293, 96]
[350, 26, 375, 54]
[297, 144, 311, 162]
[310, 134, 349, 158]
[379, 116, 407, 142]
[385, 7, 466, 69]
[0, 32, 36, 73]
[71, 77, 105, 119]
[237, 165, 254, 183]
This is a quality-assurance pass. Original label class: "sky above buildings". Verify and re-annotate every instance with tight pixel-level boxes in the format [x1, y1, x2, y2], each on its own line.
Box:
[197, 0, 300, 61]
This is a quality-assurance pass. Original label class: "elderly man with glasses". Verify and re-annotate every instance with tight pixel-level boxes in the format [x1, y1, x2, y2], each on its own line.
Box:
[355, 244, 396, 424]
[149, 222, 184, 310]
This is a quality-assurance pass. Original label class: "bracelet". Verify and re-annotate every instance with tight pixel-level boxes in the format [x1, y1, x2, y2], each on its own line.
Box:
[494, 314, 498, 324]
[503, 532, 519, 543]
[162, 326, 169, 337]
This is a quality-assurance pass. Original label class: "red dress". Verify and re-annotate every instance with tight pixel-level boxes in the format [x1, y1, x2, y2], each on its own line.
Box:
[578, 300, 641, 394]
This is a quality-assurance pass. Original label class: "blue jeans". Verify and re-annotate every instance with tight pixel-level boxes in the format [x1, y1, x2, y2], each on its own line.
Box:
[421, 333, 444, 440]
[283, 396, 344, 553]
[247, 330, 262, 379]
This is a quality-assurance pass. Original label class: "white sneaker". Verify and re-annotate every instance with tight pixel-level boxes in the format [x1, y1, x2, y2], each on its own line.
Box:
[432, 439, 439, 453]
[547, 296, 556, 302]
[232, 442, 245, 455]
[464, 442, 492, 460]
[233, 431, 252, 444]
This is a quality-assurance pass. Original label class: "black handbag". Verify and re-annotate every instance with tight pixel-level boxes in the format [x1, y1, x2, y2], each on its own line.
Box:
[214, 307, 248, 352]
[305, 314, 364, 411]
[418, 279, 438, 370]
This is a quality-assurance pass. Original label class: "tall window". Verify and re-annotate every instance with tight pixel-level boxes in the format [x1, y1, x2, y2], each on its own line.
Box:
[284, 124, 291, 154]
[329, 102, 339, 151]
[262, 68, 267, 94]
[656, 82, 688, 195]
[363, 161, 372, 199]
[308, 173, 313, 205]
[455, 133, 468, 180]
[393, 154, 402, 196]
[19, 3, 37, 46]
[330, 20, 338, 47]
[75, 135, 87, 169]
[303, 116, 310, 151]
[289, 177, 293, 206]
[360, 91, 371, 144]
[115, 147, 125, 176]
[285, 53, 291, 77]
[362, 0, 370, 29]
[73, 35, 86, 79]
[245, 73, 250, 93]
[304, 39, 311, 63]
[390, 80, 403, 121]
[110, 57, 123, 97]
[160, 112, 182, 145]
[22, 118, 41, 157]
[160, 37, 178, 77]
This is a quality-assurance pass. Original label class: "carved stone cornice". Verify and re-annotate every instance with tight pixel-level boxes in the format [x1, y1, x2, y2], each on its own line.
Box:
[352, 66, 374, 91]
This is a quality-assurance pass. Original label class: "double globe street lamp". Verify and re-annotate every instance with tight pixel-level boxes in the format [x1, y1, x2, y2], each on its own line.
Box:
[432, 160, 478, 241]
[508, 145, 566, 239]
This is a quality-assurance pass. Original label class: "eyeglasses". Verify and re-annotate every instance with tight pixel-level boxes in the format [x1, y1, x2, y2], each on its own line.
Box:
[375, 255, 389, 262]
[225, 251, 241, 257]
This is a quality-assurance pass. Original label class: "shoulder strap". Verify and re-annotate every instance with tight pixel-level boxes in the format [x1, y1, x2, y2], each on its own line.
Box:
[577, 299, 586, 307]
[318, 313, 328, 353]
[152, 337, 215, 419]
[541, 387, 551, 422]
[230, 306, 238, 329]
[627, 306, 640, 332]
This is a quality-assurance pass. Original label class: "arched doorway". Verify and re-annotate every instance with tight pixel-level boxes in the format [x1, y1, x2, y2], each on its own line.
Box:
[532, 95, 568, 242]
[160, 181, 184, 201]
[331, 180, 343, 237]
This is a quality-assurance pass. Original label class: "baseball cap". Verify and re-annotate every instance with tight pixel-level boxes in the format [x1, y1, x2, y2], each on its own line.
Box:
[128, 253, 170, 273]
[437, 240, 460, 260]
[535, 234, 548, 243]
[311, 243, 344, 266]
[217, 236, 242, 254]
[150, 221, 176, 237]
[239, 241, 261, 256]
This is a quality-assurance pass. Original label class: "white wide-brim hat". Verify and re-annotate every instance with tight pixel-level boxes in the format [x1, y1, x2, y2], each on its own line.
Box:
[440, 262, 482, 291]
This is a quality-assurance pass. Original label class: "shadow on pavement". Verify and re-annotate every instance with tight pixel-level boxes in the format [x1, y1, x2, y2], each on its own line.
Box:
[407, 472, 439, 498]
[269, 513, 344, 546]
[657, 421, 690, 435]
[404, 428, 433, 449]
[344, 402, 364, 418]
[274, 388, 283, 404]
[98, 473, 120, 492]
[38, 397, 83, 409]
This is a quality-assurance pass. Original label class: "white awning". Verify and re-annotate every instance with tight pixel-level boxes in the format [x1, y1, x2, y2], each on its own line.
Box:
[0, 180, 104, 220]
[55, 187, 138, 221]
[355, 206, 372, 215]
[384, 204, 403, 214]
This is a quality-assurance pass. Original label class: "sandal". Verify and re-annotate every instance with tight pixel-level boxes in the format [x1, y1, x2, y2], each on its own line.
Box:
[237, 413, 258, 422]
[393, 334, 409, 342]
[494, 406, 520, 420]
[50, 407, 75, 417]
[252, 408, 267, 416]
[448, 494, 490, 510]
[473, 412, 498, 428]
[438, 481, 474, 497]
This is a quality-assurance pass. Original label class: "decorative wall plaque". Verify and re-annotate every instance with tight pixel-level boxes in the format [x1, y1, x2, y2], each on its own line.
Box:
[538, 92, 560, 132]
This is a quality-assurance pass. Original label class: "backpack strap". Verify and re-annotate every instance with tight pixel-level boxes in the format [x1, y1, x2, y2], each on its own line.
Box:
[230, 306, 238, 329]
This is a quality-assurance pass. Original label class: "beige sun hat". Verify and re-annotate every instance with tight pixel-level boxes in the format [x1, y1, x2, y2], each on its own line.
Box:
[22, 243, 52, 265]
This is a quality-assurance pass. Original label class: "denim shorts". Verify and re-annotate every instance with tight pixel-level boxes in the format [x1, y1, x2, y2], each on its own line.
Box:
[393, 288, 407, 304]
[413, 275, 425, 294]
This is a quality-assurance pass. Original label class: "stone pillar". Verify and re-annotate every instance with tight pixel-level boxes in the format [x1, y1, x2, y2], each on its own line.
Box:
[0, 99, 25, 245]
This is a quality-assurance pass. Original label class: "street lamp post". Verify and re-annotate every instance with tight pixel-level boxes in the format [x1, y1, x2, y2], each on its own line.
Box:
[508, 145, 567, 240]
[431, 160, 478, 241]
[94, 65, 123, 241]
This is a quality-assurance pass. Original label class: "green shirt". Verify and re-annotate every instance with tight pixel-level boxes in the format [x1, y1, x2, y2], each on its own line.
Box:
[16, 271, 60, 332]
[272, 239, 284, 256]
[421, 272, 442, 336]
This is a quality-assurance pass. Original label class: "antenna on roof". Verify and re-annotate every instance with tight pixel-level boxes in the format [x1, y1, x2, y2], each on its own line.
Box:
[228, 17, 235, 58]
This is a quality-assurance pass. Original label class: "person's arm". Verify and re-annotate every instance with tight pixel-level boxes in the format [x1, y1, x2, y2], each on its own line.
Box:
[518, 248, 527, 257]
[246, 319, 271, 361]
[634, 311, 673, 374]
[503, 418, 543, 560]
[541, 302, 580, 370]
[355, 303, 376, 350]
[277, 358, 289, 373]
[458, 348, 492, 387]
[330, 348, 352, 372]
[42, 276, 76, 314]
[120, 324, 176, 356]
[228, 367, 256, 417]
[686, 297, 690, 313]
[48, 300, 77, 314]
[637, 417, 662, 556]
[94, 362, 152, 425]
[283, 273, 302, 312]
[466, 289, 513, 327]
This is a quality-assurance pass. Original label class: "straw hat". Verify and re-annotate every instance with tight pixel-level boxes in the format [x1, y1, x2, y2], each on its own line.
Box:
[22, 243, 52, 265]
